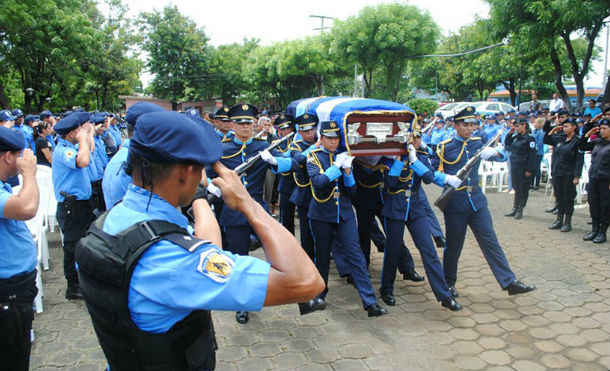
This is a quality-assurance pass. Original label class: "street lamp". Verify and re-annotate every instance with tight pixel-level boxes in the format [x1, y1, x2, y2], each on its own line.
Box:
[25, 87, 34, 96]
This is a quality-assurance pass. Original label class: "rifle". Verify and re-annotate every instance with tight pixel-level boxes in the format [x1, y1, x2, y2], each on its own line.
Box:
[207, 132, 295, 203]
[421, 117, 439, 135]
[434, 127, 505, 212]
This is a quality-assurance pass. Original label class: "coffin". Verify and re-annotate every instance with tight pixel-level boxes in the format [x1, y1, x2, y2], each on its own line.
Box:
[285, 97, 416, 156]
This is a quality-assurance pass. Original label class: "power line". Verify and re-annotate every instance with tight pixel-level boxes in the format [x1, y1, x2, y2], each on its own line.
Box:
[407, 39, 510, 59]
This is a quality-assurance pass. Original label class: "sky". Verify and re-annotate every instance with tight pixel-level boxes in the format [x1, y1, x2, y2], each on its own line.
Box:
[101, 0, 608, 88]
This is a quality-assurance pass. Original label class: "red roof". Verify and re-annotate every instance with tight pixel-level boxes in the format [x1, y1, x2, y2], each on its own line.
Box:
[489, 88, 601, 98]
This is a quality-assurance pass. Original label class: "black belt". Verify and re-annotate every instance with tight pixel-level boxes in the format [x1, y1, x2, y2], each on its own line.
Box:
[59, 199, 91, 206]
[0, 270, 36, 300]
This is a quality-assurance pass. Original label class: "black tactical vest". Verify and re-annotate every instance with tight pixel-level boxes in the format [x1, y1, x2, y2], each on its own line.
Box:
[75, 213, 216, 371]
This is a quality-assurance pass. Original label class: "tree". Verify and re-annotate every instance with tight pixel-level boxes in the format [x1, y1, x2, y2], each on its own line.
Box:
[208, 39, 259, 104]
[330, 3, 440, 100]
[487, 0, 609, 111]
[139, 5, 212, 103]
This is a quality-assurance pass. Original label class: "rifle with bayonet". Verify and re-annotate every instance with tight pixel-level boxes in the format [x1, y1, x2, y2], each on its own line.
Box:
[434, 127, 505, 212]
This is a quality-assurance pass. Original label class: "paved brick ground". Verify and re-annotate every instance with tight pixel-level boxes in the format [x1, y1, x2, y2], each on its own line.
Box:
[30, 185, 609, 370]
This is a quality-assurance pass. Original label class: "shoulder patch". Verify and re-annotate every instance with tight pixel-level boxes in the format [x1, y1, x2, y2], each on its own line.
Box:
[65, 150, 75, 158]
[197, 248, 234, 283]
[529, 141, 536, 149]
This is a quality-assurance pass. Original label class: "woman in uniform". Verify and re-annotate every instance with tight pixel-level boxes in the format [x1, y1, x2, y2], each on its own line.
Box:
[504, 118, 537, 219]
[578, 119, 610, 243]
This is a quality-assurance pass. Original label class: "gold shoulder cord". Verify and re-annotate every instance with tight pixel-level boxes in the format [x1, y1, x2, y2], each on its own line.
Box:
[221, 142, 246, 160]
[437, 140, 466, 172]
[308, 152, 336, 203]
[357, 180, 382, 189]
[389, 168, 414, 195]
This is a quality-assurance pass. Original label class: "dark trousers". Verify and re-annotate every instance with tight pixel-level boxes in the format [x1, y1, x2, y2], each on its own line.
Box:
[588, 178, 610, 226]
[531, 155, 543, 187]
[555, 176, 577, 215]
[443, 207, 516, 289]
[419, 188, 444, 238]
[224, 225, 253, 256]
[279, 193, 295, 235]
[0, 270, 38, 371]
[309, 218, 376, 308]
[56, 200, 94, 287]
[91, 179, 106, 213]
[296, 205, 315, 261]
[510, 165, 530, 210]
[382, 217, 450, 301]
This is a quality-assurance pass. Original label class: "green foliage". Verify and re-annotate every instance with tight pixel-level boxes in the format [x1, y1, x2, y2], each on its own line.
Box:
[406, 99, 438, 116]
[139, 5, 211, 102]
[330, 3, 440, 100]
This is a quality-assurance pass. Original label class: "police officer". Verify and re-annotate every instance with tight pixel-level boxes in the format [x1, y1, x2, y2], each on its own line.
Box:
[504, 118, 537, 219]
[102, 103, 165, 208]
[11, 109, 35, 152]
[379, 131, 462, 311]
[106, 113, 123, 148]
[75, 111, 324, 371]
[87, 115, 109, 214]
[306, 120, 387, 317]
[213, 106, 234, 140]
[0, 128, 39, 370]
[287, 114, 318, 261]
[52, 111, 96, 299]
[544, 110, 570, 214]
[544, 117, 584, 232]
[274, 114, 296, 234]
[213, 104, 294, 324]
[579, 119, 610, 243]
[531, 117, 546, 190]
[436, 106, 536, 298]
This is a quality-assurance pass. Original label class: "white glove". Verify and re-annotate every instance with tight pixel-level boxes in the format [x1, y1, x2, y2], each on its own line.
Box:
[480, 147, 498, 161]
[206, 183, 222, 198]
[408, 144, 418, 164]
[260, 149, 277, 166]
[334, 152, 348, 168]
[341, 155, 355, 169]
[444, 175, 462, 189]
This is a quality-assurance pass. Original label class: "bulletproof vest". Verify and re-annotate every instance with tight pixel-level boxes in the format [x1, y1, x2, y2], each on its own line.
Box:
[75, 213, 216, 371]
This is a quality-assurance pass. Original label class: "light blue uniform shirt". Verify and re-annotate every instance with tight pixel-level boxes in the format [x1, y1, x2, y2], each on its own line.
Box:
[52, 138, 92, 202]
[584, 107, 601, 118]
[430, 127, 446, 146]
[108, 125, 123, 148]
[102, 184, 270, 333]
[0, 180, 37, 278]
[102, 139, 131, 207]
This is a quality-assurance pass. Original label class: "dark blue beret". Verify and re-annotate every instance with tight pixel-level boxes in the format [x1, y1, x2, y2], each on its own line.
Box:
[130, 111, 222, 165]
[24, 115, 38, 124]
[0, 110, 16, 121]
[184, 108, 201, 117]
[90, 115, 105, 124]
[11, 109, 24, 117]
[39, 111, 53, 119]
[125, 102, 165, 127]
[0, 127, 25, 151]
[54, 111, 89, 136]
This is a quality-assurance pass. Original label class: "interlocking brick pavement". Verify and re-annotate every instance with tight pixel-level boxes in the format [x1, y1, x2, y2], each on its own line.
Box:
[30, 185, 609, 370]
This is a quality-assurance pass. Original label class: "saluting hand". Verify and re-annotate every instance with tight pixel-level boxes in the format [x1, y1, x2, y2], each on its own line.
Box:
[210, 162, 253, 212]
[585, 126, 599, 138]
[16, 149, 37, 178]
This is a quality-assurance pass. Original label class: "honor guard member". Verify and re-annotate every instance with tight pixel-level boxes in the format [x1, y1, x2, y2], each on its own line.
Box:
[351, 158, 425, 281]
[306, 120, 388, 317]
[102, 102, 165, 208]
[544, 117, 584, 232]
[214, 104, 294, 324]
[379, 131, 462, 311]
[436, 106, 536, 298]
[274, 114, 296, 234]
[288, 113, 319, 260]
[0, 128, 39, 370]
[503, 118, 537, 219]
[52, 111, 96, 299]
[213, 106, 234, 140]
[579, 119, 610, 243]
[75, 111, 324, 371]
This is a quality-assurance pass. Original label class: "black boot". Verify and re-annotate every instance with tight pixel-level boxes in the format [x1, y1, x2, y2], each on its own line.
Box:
[549, 214, 563, 230]
[514, 208, 523, 220]
[583, 224, 599, 241]
[504, 208, 517, 217]
[560, 214, 572, 232]
[593, 224, 607, 244]
[545, 202, 558, 213]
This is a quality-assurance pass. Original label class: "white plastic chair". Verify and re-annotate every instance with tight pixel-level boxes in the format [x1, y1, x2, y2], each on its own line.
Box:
[542, 153, 553, 196]
[478, 161, 496, 193]
[491, 161, 508, 192]
[36, 165, 57, 233]
[25, 201, 46, 313]
[576, 153, 591, 204]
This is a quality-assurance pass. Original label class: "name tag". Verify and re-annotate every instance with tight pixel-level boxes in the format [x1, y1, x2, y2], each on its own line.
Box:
[333, 191, 340, 199]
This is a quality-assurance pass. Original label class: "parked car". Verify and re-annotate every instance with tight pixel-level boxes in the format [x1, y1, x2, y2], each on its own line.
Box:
[518, 100, 550, 112]
[434, 102, 468, 119]
[476, 101, 517, 116]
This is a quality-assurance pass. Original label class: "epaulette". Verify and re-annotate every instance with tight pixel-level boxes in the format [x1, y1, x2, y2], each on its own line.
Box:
[310, 148, 322, 153]
[470, 137, 482, 141]
[287, 142, 301, 151]
[439, 138, 452, 145]
[253, 137, 266, 141]
[221, 137, 231, 143]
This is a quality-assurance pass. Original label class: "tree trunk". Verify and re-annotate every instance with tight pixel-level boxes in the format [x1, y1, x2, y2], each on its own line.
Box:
[0, 82, 9, 109]
[364, 67, 373, 98]
[549, 47, 571, 111]
[500, 80, 517, 106]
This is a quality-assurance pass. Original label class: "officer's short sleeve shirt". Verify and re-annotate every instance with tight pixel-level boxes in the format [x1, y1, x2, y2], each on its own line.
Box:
[103, 184, 270, 333]
[0, 180, 37, 278]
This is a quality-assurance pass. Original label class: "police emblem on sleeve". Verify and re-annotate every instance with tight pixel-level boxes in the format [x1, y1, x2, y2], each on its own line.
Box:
[529, 141, 536, 149]
[65, 150, 75, 158]
[197, 249, 234, 283]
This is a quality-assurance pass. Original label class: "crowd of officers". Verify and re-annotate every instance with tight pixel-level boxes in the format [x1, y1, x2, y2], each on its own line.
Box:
[0, 96, 606, 370]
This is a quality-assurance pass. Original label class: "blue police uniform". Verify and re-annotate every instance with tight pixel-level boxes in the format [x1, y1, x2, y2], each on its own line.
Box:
[379, 153, 457, 306]
[436, 112, 519, 291]
[0, 126, 39, 369]
[415, 146, 446, 244]
[52, 112, 95, 297]
[531, 126, 546, 188]
[504, 123, 537, 216]
[306, 133, 380, 311]
[107, 123, 123, 148]
[214, 106, 235, 140]
[274, 115, 296, 234]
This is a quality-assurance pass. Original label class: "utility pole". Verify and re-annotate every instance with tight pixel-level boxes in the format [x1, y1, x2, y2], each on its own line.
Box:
[603, 22, 609, 88]
[310, 15, 335, 96]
